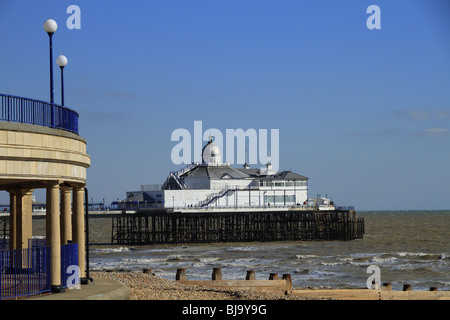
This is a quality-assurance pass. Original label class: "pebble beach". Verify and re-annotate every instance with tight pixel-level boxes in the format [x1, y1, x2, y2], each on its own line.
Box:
[90, 271, 315, 300]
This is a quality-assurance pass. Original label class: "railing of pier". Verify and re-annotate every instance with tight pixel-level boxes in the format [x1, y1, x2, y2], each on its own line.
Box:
[0, 93, 79, 134]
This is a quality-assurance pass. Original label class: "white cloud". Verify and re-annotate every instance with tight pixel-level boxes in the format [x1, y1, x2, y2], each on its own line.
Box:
[408, 110, 430, 120]
[424, 128, 449, 136]
[404, 109, 450, 120]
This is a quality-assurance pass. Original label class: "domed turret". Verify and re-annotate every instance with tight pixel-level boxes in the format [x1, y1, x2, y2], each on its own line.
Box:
[202, 137, 222, 165]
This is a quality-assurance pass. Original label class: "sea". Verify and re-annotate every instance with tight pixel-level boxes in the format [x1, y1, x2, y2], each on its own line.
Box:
[35, 210, 450, 291]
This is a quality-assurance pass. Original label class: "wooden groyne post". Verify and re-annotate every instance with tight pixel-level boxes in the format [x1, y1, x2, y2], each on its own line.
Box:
[176, 268, 292, 293]
[282, 274, 293, 290]
[212, 267, 222, 280]
[176, 268, 187, 281]
[246, 270, 256, 280]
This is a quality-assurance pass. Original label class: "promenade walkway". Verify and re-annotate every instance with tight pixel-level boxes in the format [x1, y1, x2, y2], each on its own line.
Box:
[30, 278, 130, 300]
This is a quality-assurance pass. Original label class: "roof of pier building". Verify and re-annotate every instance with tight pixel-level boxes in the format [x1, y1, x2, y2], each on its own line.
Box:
[176, 137, 308, 182]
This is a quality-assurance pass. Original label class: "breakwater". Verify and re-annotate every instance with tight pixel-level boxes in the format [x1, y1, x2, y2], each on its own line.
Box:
[111, 209, 364, 245]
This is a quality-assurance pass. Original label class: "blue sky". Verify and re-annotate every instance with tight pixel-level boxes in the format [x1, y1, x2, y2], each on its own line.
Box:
[1, 0, 449, 210]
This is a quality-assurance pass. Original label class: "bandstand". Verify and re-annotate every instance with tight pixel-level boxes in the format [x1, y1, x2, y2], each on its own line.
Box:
[0, 94, 91, 295]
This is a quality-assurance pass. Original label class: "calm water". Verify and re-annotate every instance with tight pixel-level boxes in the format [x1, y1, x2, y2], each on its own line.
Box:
[34, 210, 450, 291]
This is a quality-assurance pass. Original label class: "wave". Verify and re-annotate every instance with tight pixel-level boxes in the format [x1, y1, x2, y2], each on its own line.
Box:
[224, 246, 262, 252]
[92, 247, 133, 253]
[308, 270, 339, 278]
[369, 256, 397, 264]
[293, 269, 310, 275]
[121, 257, 164, 264]
[165, 255, 184, 261]
[412, 266, 434, 273]
[320, 261, 343, 267]
[396, 252, 444, 260]
[317, 254, 398, 267]
[295, 254, 318, 259]
[141, 248, 175, 253]
[196, 257, 221, 263]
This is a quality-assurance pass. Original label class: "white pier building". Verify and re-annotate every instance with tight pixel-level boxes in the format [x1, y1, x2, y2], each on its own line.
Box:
[120, 138, 310, 211]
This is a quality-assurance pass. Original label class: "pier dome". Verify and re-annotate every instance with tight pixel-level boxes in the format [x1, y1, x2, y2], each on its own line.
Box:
[202, 137, 222, 165]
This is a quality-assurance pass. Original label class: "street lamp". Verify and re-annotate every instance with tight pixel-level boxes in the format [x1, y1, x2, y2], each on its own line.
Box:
[43, 19, 58, 104]
[56, 54, 68, 106]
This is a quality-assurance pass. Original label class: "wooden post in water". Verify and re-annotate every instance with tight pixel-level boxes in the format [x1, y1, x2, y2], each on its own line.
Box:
[176, 268, 187, 281]
[382, 282, 392, 291]
[283, 274, 292, 290]
[269, 273, 279, 280]
[212, 267, 222, 280]
[246, 270, 256, 280]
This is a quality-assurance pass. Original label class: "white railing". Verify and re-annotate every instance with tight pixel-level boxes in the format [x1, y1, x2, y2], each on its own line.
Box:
[195, 186, 241, 207]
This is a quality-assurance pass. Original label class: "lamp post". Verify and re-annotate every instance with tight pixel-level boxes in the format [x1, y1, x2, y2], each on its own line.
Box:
[43, 19, 58, 104]
[56, 55, 68, 106]
[43, 19, 57, 128]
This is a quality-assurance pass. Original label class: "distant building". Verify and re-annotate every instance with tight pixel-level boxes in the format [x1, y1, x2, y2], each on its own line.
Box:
[117, 137, 309, 210]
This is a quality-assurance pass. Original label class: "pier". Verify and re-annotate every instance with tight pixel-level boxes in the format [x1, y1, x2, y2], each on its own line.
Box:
[111, 208, 364, 245]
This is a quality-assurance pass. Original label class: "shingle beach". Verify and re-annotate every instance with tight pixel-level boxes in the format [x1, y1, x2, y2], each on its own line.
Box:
[90, 271, 315, 300]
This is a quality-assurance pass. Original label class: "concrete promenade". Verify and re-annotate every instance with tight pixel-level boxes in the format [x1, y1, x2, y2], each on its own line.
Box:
[29, 278, 130, 300]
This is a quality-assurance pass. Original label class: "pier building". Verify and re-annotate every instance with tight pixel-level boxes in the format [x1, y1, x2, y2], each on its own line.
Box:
[119, 137, 311, 211]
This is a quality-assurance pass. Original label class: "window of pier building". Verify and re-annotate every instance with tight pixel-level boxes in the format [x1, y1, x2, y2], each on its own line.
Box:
[264, 195, 295, 204]
[259, 180, 307, 187]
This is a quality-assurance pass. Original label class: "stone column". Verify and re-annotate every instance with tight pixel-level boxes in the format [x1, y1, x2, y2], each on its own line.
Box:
[60, 185, 72, 244]
[8, 190, 18, 250]
[46, 182, 63, 292]
[16, 189, 33, 249]
[72, 185, 86, 279]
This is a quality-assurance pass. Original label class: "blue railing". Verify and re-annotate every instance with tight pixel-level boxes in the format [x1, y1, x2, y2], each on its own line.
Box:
[61, 242, 78, 288]
[0, 93, 79, 134]
[0, 241, 79, 299]
[0, 246, 51, 299]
